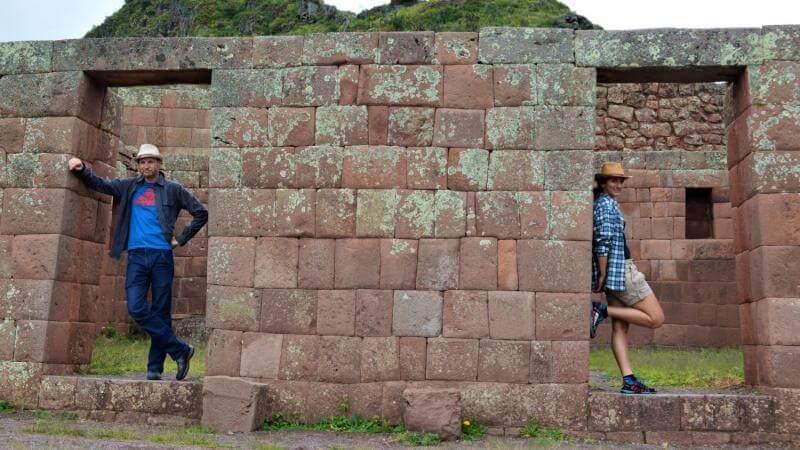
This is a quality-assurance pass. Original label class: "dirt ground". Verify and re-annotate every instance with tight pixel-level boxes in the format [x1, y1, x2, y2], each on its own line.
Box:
[0, 411, 791, 450]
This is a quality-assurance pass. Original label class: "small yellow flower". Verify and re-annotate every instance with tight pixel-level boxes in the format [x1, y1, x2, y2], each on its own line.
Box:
[463, 420, 470, 426]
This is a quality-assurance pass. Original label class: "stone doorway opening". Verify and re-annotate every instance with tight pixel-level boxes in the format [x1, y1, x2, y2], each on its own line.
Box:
[592, 79, 739, 349]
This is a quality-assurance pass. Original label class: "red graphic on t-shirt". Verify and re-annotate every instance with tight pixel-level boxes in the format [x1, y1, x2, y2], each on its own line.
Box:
[134, 188, 156, 206]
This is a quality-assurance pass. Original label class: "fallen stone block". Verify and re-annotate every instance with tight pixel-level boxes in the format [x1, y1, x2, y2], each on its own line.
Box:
[403, 388, 461, 441]
[202, 376, 270, 432]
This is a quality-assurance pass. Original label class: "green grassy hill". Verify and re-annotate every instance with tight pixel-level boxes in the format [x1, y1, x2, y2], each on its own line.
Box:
[86, 0, 599, 38]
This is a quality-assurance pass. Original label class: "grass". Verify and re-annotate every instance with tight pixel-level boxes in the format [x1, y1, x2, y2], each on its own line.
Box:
[22, 418, 87, 437]
[590, 346, 744, 388]
[460, 419, 487, 442]
[0, 400, 15, 414]
[263, 412, 402, 434]
[394, 431, 441, 446]
[519, 418, 568, 445]
[88, 329, 205, 377]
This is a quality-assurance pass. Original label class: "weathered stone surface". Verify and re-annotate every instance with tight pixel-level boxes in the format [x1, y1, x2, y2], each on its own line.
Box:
[443, 65, 493, 109]
[478, 340, 531, 383]
[0, 72, 103, 123]
[316, 290, 355, 336]
[575, 29, 762, 67]
[207, 189, 276, 237]
[0, 41, 52, 75]
[316, 189, 356, 238]
[479, 28, 574, 64]
[357, 65, 443, 106]
[240, 332, 282, 379]
[253, 36, 304, 68]
[442, 290, 489, 338]
[355, 290, 393, 337]
[459, 237, 498, 290]
[433, 109, 485, 148]
[447, 148, 488, 191]
[260, 289, 317, 334]
[395, 190, 435, 239]
[298, 239, 335, 289]
[315, 105, 369, 145]
[343, 145, 407, 189]
[403, 388, 461, 440]
[335, 238, 380, 288]
[211, 107, 269, 147]
[380, 239, 418, 289]
[55, 37, 252, 71]
[206, 285, 261, 332]
[378, 32, 435, 64]
[476, 192, 521, 238]
[361, 336, 400, 381]
[207, 237, 255, 287]
[434, 190, 466, 238]
[426, 338, 479, 381]
[434, 32, 478, 65]
[487, 291, 535, 340]
[318, 336, 361, 383]
[487, 150, 544, 191]
[537, 64, 595, 106]
[302, 32, 378, 65]
[278, 334, 320, 381]
[589, 392, 681, 431]
[254, 237, 298, 289]
[356, 189, 399, 237]
[206, 329, 243, 377]
[535, 293, 588, 340]
[393, 290, 443, 337]
[202, 376, 269, 432]
[416, 238, 459, 290]
[485, 107, 536, 149]
[388, 107, 435, 147]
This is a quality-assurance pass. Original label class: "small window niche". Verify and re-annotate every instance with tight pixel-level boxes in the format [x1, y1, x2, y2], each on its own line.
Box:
[685, 187, 713, 239]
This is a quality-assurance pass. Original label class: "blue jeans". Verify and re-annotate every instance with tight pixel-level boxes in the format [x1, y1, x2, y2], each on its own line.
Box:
[125, 248, 189, 373]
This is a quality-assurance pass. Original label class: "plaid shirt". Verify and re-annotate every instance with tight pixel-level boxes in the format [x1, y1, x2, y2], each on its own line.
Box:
[592, 193, 627, 291]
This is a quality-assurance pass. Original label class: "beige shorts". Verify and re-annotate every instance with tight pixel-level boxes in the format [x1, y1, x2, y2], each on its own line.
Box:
[606, 260, 653, 306]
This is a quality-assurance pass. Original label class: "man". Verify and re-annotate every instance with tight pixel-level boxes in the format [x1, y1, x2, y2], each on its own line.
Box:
[68, 144, 208, 381]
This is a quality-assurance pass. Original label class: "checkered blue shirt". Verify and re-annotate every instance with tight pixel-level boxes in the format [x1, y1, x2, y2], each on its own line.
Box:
[592, 193, 627, 292]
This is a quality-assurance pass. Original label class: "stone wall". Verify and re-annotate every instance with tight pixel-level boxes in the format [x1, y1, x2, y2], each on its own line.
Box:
[1, 28, 800, 442]
[593, 82, 738, 347]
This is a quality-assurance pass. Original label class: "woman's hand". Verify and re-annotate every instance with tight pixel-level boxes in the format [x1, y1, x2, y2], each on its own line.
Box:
[171, 238, 179, 249]
[594, 273, 606, 293]
[68, 157, 84, 172]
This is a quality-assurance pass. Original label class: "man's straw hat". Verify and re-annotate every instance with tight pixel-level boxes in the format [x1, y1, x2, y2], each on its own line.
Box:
[595, 162, 631, 180]
[134, 144, 162, 161]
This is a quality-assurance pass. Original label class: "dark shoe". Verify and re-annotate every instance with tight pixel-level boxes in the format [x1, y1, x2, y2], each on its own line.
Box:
[175, 345, 194, 381]
[621, 378, 657, 394]
[590, 302, 606, 339]
[146, 371, 162, 381]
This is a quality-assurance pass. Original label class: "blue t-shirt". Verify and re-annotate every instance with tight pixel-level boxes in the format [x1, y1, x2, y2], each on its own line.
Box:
[128, 183, 171, 250]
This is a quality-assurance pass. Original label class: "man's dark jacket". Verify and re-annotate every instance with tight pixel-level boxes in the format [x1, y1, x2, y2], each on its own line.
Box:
[74, 163, 208, 260]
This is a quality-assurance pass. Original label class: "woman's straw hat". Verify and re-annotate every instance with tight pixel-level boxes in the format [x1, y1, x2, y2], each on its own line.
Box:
[595, 162, 631, 180]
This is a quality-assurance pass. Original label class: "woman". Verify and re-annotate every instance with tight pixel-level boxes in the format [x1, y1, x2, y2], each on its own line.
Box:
[589, 162, 665, 394]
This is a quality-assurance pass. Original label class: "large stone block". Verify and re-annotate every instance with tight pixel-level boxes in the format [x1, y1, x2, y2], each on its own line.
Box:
[302, 32, 378, 65]
[426, 338, 479, 381]
[478, 340, 531, 384]
[318, 336, 361, 383]
[443, 65, 493, 109]
[275, 189, 316, 237]
[357, 65, 443, 106]
[202, 376, 270, 432]
[355, 189, 399, 237]
[334, 238, 380, 289]
[535, 293, 588, 341]
[399, 337, 427, 380]
[0, 361, 44, 408]
[278, 334, 320, 381]
[0, 41, 52, 75]
[403, 388, 461, 440]
[476, 192, 522, 238]
[575, 28, 762, 67]
[206, 285, 261, 332]
[297, 239, 335, 289]
[544, 151, 594, 191]
[395, 190, 435, 239]
[316, 290, 355, 336]
[38, 375, 77, 410]
[206, 329, 243, 377]
[588, 392, 681, 431]
[487, 150, 544, 191]
[459, 237, 498, 290]
[378, 32, 435, 64]
[240, 332, 283, 379]
[537, 64, 595, 106]
[211, 69, 283, 107]
[207, 189, 276, 237]
[380, 239, 418, 289]
[447, 148, 488, 191]
[210, 107, 269, 147]
[485, 107, 536, 149]
[254, 237, 298, 289]
[416, 239, 459, 290]
[442, 290, 489, 338]
[0, 72, 103, 125]
[406, 147, 446, 189]
[740, 194, 800, 248]
[393, 290, 443, 337]
[361, 336, 400, 381]
[0, 188, 93, 239]
[548, 191, 592, 240]
[487, 291, 535, 340]
[9, 234, 81, 282]
[342, 146, 407, 189]
[0, 118, 25, 153]
[316, 189, 356, 238]
[434, 190, 467, 238]
[434, 32, 478, 65]
[479, 28, 574, 64]
[535, 106, 594, 150]
[268, 107, 315, 146]
[260, 289, 317, 334]
[315, 105, 369, 146]
[282, 66, 341, 106]
[0, 279, 80, 321]
[433, 109, 485, 148]
[497, 239, 518, 290]
[355, 290, 393, 337]
[207, 237, 255, 287]
[749, 246, 800, 301]
[387, 107, 435, 147]
[253, 36, 304, 68]
[754, 298, 800, 346]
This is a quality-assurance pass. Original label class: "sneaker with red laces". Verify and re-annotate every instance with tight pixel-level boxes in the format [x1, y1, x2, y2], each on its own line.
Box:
[621, 378, 657, 394]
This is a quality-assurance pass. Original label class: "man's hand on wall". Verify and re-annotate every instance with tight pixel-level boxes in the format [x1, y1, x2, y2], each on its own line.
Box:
[68, 157, 84, 172]
[171, 237, 179, 249]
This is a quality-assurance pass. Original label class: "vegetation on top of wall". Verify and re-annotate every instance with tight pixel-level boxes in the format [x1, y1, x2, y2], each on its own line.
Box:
[86, 0, 599, 38]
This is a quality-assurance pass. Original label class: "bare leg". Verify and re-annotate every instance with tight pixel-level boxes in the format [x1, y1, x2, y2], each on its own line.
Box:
[606, 293, 665, 329]
[608, 298, 633, 377]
